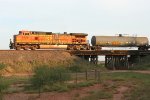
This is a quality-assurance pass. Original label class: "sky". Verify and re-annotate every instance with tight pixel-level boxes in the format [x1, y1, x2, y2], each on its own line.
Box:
[0, 0, 150, 49]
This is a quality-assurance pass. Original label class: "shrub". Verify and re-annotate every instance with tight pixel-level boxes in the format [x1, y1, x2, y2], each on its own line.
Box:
[68, 59, 93, 72]
[0, 63, 6, 75]
[30, 65, 71, 95]
[0, 63, 8, 100]
[77, 81, 96, 87]
[129, 55, 150, 70]
[0, 63, 5, 70]
[0, 77, 8, 92]
[44, 83, 69, 92]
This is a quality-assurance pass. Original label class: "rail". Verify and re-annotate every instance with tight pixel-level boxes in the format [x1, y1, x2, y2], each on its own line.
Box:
[0, 49, 150, 56]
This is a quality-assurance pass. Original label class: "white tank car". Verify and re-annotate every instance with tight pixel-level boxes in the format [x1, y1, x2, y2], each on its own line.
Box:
[91, 35, 149, 50]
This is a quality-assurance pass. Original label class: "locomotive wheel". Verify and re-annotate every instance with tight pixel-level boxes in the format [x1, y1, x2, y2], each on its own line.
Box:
[30, 46, 36, 50]
[73, 45, 79, 50]
[23, 48, 28, 50]
[16, 46, 21, 50]
[67, 45, 73, 50]
[23, 46, 29, 50]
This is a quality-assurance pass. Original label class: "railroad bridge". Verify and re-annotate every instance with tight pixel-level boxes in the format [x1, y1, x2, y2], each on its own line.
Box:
[68, 50, 150, 70]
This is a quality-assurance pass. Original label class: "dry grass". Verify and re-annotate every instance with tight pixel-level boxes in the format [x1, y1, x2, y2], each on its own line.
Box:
[0, 51, 78, 74]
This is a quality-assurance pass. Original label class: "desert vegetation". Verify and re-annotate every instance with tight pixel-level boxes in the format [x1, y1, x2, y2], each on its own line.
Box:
[0, 64, 149, 100]
[0, 64, 8, 100]
[0, 51, 81, 74]
[1, 71, 149, 100]
[129, 55, 150, 70]
[0, 51, 149, 100]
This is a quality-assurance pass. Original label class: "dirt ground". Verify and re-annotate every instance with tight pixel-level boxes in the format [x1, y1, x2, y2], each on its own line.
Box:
[4, 84, 130, 100]
[113, 86, 128, 100]
[4, 84, 101, 100]
[109, 70, 150, 74]
[3, 70, 150, 100]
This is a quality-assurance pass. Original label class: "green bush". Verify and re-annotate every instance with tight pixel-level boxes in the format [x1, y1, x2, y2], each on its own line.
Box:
[77, 81, 96, 87]
[43, 83, 69, 92]
[0, 63, 6, 75]
[0, 77, 8, 92]
[129, 64, 150, 70]
[129, 56, 150, 70]
[68, 59, 93, 72]
[0, 63, 5, 70]
[81, 90, 112, 100]
[67, 81, 96, 89]
[0, 64, 8, 100]
[30, 65, 71, 94]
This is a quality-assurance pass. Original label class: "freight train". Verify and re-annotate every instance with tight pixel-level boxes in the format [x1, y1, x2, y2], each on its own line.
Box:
[9, 30, 149, 50]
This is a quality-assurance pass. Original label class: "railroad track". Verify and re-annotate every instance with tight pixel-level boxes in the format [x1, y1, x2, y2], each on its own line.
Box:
[0, 50, 150, 56]
[0, 49, 67, 52]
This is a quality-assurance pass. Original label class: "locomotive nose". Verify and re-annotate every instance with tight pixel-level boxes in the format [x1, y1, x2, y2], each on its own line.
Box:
[9, 39, 14, 49]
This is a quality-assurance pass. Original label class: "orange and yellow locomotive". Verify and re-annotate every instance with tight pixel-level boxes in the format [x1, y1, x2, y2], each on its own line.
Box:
[9, 30, 89, 50]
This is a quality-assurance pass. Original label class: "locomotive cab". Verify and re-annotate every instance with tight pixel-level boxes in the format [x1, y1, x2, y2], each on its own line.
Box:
[19, 31, 32, 35]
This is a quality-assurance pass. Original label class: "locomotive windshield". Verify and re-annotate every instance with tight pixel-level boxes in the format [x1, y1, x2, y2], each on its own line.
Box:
[19, 31, 30, 35]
